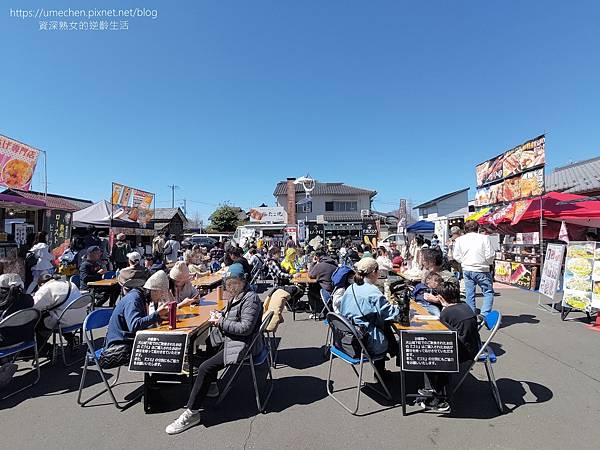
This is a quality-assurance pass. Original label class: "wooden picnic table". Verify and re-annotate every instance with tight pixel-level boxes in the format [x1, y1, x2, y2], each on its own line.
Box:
[191, 272, 224, 290]
[392, 302, 448, 332]
[86, 278, 120, 288]
[292, 272, 318, 284]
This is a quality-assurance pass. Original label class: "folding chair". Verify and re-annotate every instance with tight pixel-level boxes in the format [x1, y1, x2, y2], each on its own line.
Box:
[451, 310, 503, 413]
[102, 271, 117, 280]
[77, 308, 138, 410]
[0, 309, 41, 400]
[320, 289, 333, 357]
[326, 312, 393, 415]
[70, 274, 81, 289]
[51, 293, 94, 366]
[263, 292, 288, 368]
[217, 311, 274, 413]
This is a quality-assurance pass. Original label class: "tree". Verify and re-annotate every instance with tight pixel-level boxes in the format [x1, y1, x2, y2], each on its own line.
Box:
[208, 205, 241, 232]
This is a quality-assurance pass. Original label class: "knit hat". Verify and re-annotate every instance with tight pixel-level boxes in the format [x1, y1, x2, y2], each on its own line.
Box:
[354, 257, 379, 275]
[117, 233, 126, 241]
[127, 251, 142, 262]
[0, 273, 24, 289]
[169, 261, 191, 282]
[225, 263, 246, 280]
[143, 270, 170, 291]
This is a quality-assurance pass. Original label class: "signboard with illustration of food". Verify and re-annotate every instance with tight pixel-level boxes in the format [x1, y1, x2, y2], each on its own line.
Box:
[0, 134, 40, 191]
[562, 242, 597, 312]
[510, 262, 532, 288]
[494, 260, 512, 283]
[539, 244, 565, 299]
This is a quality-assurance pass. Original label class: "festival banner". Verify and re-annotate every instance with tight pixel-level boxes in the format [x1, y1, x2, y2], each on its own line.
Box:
[120, 186, 133, 206]
[111, 183, 124, 205]
[0, 134, 40, 191]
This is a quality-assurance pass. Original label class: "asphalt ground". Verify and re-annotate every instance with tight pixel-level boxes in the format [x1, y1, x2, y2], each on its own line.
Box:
[1, 284, 600, 450]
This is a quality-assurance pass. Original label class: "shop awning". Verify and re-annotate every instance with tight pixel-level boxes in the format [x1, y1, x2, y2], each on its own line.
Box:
[407, 220, 435, 233]
[0, 193, 46, 208]
[511, 192, 600, 225]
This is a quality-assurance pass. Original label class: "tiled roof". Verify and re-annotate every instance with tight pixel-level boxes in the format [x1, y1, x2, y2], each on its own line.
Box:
[153, 208, 188, 222]
[546, 156, 600, 194]
[1, 189, 93, 211]
[413, 188, 470, 210]
[274, 181, 376, 197]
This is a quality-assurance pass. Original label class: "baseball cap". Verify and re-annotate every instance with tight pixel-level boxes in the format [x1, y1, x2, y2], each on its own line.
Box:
[127, 251, 142, 262]
[225, 263, 246, 280]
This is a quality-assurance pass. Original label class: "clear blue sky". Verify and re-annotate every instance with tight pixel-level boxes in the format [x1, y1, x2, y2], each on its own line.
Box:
[2, 0, 599, 222]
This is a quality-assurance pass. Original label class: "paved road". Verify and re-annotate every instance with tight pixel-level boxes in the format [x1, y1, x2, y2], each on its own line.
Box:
[1, 285, 600, 449]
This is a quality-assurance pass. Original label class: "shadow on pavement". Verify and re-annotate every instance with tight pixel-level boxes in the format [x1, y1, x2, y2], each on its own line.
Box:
[500, 314, 540, 329]
[276, 346, 328, 370]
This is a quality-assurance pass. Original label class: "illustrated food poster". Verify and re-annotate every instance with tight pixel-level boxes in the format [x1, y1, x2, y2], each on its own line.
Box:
[562, 242, 600, 311]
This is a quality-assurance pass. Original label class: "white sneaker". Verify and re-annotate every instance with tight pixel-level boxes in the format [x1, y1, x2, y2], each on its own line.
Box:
[165, 409, 201, 435]
[206, 382, 220, 398]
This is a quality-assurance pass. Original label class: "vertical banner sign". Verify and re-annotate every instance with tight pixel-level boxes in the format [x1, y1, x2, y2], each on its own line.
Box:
[112, 183, 124, 205]
[44, 210, 73, 265]
[0, 134, 40, 191]
[362, 218, 378, 248]
[14, 223, 28, 246]
[539, 244, 566, 299]
[397, 199, 407, 234]
[120, 186, 133, 206]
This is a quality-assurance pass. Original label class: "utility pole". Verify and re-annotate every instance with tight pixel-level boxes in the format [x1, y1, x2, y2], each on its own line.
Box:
[168, 184, 179, 208]
[180, 198, 187, 215]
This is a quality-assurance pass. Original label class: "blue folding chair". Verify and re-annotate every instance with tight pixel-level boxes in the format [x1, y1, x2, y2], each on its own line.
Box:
[102, 271, 117, 280]
[217, 311, 274, 413]
[326, 312, 392, 415]
[51, 293, 94, 366]
[451, 310, 504, 413]
[77, 308, 137, 410]
[70, 274, 81, 289]
[0, 309, 41, 400]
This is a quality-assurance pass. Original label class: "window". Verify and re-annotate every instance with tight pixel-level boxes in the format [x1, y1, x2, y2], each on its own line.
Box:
[296, 201, 312, 213]
[325, 201, 358, 212]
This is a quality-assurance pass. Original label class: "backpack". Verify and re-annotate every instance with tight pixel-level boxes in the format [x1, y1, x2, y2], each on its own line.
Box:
[331, 264, 353, 289]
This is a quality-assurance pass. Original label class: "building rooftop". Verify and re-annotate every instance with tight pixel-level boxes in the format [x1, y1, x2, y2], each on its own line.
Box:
[545, 156, 600, 194]
[274, 181, 376, 197]
[413, 188, 470, 210]
[1, 188, 93, 212]
[153, 208, 188, 222]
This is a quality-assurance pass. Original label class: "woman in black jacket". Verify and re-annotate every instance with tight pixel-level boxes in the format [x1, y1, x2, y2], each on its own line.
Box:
[165, 263, 263, 435]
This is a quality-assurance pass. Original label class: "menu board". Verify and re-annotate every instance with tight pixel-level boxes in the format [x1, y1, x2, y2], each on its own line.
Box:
[400, 331, 459, 373]
[476, 135, 545, 187]
[562, 242, 598, 312]
[129, 331, 188, 374]
[539, 244, 566, 299]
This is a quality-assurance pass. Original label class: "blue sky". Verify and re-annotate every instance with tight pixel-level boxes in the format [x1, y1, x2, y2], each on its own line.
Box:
[1, 0, 599, 222]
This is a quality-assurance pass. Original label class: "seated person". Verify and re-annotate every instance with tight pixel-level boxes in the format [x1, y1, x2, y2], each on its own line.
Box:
[245, 247, 263, 271]
[33, 274, 83, 349]
[331, 266, 355, 313]
[104, 271, 170, 351]
[169, 261, 199, 305]
[117, 251, 151, 292]
[418, 282, 480, 413]
[307, 250, 338, 318]
[376, 247, 394, 273]
[266, 247, 293, 287]
[80, 246, 120, 307]
[0, 274, 34, 321]
[280, 248, 297, 275]
[184, 245, 209, 276]
[420, 248, 455, 282]
[338, 257, 400, 374]
[225, 247, 252, 277]
[165, 263, 263, 435]
[413, 273, 445, 317]
[391, 250, 404, 267]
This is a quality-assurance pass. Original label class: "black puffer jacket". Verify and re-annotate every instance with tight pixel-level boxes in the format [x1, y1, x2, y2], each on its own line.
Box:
[213, 289, 264, 365]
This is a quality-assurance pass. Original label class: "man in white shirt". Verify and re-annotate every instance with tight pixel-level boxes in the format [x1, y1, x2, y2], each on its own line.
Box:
[452, 220, 495, 316]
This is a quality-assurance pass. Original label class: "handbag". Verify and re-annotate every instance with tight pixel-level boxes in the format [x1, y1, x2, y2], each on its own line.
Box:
[99, 343, 133, 369]
[332, 286, 369, 359]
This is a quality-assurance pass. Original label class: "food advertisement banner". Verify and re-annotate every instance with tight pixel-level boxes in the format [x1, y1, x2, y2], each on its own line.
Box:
[248, 207, 287, 223]
[475, 168, 544, 207]
[494, 260, 512, 284]
[510, 262, 533, 289]
[476, 135, 545, 187]
[562, 242, 600, 311]
[0, 134, 40, 191]
[111, 182, 155, 227]
[539, 244, 566, 299]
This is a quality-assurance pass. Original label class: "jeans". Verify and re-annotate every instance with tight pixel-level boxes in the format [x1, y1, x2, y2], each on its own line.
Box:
[463, 271, 494, 316]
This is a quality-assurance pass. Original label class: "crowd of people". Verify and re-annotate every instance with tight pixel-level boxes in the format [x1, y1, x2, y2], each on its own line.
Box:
[1, 219, 498, 429]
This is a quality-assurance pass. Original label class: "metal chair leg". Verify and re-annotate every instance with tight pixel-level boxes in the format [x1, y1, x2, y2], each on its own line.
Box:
[484, 359, 504, 413]
[326, 352, 364, 415]
[249, 354, 273, 413]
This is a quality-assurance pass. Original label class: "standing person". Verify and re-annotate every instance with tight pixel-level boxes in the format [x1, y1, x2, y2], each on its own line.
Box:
[431, 234, 440, 249]
[152, 233, 166, 260]
[447, 226, 462, 276]
[26, 232, 55, 294]
[165, 263, 263, 435]
[111, 233, 132, 270]
[163, 233, 181, 264]
[285, 236, 296, 250]
[98, 231, 111, 270]
[452, 220, 495, 316]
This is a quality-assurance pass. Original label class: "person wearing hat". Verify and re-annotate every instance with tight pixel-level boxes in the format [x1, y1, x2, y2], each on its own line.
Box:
[117, 251, 151, 292]
[104, 271, 171, 352]
[111, 233, 132, 270]
[168, 261, 199, 306]
[165, 263, 263, 435]
[338, 257, 400, 374]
